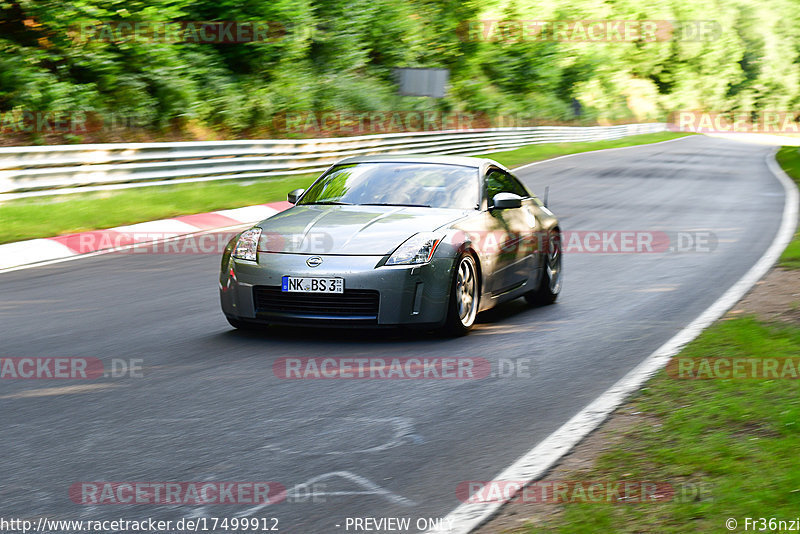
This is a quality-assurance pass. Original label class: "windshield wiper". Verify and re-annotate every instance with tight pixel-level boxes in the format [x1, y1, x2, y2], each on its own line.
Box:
[303, 201, 353, 205]
[360, 202, 431, 208]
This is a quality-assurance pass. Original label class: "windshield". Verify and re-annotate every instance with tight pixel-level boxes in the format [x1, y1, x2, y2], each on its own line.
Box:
[298, 162, 480, 210]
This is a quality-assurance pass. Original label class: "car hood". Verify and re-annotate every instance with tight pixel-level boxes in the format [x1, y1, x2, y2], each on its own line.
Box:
[256, 205, 468, 255]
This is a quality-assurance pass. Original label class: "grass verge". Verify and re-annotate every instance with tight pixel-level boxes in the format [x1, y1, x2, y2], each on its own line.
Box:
[0, 174, 314, 245]
[504, 317, 800, 533]
[483, 146, 800, 533]
[775, 146, 800, 269]
[0, 131, 690, 244]
[483, 131, 690, 168]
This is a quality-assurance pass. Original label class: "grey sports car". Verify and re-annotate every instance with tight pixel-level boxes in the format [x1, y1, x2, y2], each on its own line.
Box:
[219, 155, 562, 335]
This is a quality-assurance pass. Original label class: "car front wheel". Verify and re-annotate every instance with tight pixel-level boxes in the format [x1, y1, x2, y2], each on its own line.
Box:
[443, 253, 480, 336]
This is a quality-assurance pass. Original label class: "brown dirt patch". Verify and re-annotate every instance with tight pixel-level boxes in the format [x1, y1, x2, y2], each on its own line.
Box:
[726, 268, 800, 325]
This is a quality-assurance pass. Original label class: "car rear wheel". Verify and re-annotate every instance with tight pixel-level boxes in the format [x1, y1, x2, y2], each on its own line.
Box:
[443, 253, 479, 336]
[525, 229, 562, 305]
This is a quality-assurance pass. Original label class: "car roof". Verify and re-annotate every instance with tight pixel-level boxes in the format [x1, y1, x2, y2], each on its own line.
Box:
[335, 154, 509, 172]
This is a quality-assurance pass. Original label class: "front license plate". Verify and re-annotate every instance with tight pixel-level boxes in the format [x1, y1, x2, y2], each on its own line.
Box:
[281, 276, 344, 293]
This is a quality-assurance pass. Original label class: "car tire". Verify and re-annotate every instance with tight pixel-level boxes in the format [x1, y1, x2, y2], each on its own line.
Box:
[525, 229, 562, 306]
[443, 253, 480, 336]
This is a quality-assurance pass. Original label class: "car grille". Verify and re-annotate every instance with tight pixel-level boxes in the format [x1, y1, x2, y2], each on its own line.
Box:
[253, 286, 380, 323]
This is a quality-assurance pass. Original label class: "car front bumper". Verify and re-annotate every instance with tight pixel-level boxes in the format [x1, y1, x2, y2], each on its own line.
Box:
[220, 252, 455, 327]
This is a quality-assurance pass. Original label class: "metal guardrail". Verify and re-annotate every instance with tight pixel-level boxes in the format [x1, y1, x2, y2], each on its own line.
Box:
[0, 123, 665, 199]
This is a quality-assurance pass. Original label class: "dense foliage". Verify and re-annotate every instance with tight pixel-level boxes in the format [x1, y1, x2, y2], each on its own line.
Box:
[1, 0, 799, 142]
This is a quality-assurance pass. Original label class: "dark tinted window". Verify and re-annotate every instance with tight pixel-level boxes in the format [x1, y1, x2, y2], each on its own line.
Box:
[485, 169, 529, 204]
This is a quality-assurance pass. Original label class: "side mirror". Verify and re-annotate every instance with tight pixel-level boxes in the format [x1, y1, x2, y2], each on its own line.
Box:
[287, 189, 305, 204]
[491, 192, 522, 210]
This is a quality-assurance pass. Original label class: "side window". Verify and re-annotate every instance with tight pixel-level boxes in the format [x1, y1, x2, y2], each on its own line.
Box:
[486, 169, 529, 205]
[507, 173, 531, 198]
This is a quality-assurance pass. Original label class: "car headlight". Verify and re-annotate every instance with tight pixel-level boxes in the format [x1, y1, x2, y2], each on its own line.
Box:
[385, 232, 444, 266]
[232, 228, 262, 261]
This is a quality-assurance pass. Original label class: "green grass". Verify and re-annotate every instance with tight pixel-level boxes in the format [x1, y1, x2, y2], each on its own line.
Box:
[481, 131, 691, 168]
[776, 146, 800, 269]
[517, 316, 800, 533]
[0, 131, 690, 244]
[0, 174, 314, 244]
[781, 236, 800, 269]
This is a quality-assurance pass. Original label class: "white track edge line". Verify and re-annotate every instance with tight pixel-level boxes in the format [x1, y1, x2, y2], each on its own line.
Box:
[431, 146, 799, 534]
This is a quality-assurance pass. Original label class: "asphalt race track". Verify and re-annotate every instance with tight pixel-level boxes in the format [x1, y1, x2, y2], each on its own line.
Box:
[0, 135, 787, 533]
